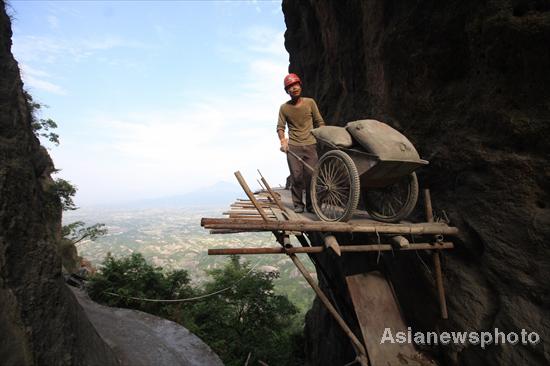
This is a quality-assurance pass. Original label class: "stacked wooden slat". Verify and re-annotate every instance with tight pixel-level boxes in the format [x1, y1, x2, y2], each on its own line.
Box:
[210, 191, 288, 234]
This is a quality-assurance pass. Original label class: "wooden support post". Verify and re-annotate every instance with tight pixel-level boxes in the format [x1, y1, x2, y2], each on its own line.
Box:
[287, 252, 369, 365]
[433, 249, 448, 319]
[424, 189, 448, 319]
[234, 171, 270, 222]
[424, 189, 434, 222]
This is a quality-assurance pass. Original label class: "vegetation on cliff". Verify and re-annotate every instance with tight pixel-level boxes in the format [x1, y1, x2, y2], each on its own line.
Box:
[88, 253, 306, 366]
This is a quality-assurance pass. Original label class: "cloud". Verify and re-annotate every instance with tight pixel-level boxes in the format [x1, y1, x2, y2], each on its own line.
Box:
[47, 15, 59, 30]
[47, 24, 291, 205]
[245, 27, 286, 56]
[12, 34, 147, 64]
[24, 76, 67, 95]
[19, 63, 67, 95]
[67, 58, 289, 203]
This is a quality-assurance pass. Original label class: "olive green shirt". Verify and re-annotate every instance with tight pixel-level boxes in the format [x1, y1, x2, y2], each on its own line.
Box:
[277, 97, 325, 146]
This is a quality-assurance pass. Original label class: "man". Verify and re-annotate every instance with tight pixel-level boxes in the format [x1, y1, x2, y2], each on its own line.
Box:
[277, 73, 325, 213]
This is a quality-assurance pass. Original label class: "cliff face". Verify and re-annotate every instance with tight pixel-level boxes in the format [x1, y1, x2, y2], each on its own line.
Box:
[282, 0, 550, 365]
[0, 3, 118, 365]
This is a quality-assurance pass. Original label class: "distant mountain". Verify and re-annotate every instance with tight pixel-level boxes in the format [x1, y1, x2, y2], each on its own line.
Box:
[119, 181, 245, 208]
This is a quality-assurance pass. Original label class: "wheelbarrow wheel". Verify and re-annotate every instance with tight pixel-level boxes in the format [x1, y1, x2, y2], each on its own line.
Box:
[311, 150, 360, 222]
[364, 172, 419, 223]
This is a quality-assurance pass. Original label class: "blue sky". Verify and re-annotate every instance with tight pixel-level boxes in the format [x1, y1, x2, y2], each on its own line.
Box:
[9, 0, 290, 206]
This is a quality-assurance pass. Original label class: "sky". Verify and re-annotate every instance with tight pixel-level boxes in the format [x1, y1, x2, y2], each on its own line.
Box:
[8, 0, 291, 206]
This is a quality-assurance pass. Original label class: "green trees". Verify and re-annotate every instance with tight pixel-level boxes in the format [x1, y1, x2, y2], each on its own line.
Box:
[187, 256, 303, 366]
[62, 221, 108, 246]
[87, 252, 194, 317]
[27, 90, 60, 145]
[87, 254, 305, 366]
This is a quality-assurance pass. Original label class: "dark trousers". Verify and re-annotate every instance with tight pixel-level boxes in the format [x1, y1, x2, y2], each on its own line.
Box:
[287, 144, 318, 209]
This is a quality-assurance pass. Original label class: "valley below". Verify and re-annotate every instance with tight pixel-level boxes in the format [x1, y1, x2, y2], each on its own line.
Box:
[65, 206, 316, 312]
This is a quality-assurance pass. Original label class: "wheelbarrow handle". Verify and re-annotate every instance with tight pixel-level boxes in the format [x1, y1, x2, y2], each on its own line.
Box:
[286, 150, 315, 172]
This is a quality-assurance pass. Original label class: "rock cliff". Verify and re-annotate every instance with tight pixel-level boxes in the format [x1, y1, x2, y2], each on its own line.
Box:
[282, 0, 550, 365]
[0, 3, 119, 365]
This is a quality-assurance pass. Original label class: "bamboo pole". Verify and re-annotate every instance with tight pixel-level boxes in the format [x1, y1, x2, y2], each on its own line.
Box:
[256, 179, 266, 191]
[208, 242, 454, 255]
[424, 189, 448, 320]
[201, 218, 460, 236]
[287, 252, 369, 364]
[234, 171, 270, 221]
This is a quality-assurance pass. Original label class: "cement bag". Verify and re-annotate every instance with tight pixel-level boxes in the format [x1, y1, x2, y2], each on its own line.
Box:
[311, 126, 353, 148]
[346, 119, 420, 161]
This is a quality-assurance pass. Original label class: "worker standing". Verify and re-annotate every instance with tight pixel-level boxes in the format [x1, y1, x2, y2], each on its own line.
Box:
[277, 73, 325, 213]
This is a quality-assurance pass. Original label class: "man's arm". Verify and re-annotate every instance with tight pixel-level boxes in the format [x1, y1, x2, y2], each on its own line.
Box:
[311, 99, 325, 128]
[277, 107, 288, 152]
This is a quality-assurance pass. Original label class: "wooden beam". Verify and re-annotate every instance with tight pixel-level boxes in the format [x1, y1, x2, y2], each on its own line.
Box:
[201, 218, 460, 236]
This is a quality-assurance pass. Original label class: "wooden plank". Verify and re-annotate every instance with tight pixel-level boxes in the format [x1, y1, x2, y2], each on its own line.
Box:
[346, 272, 435, 366]
[230, 204, 275, 209]
[224, 210, 273, 215]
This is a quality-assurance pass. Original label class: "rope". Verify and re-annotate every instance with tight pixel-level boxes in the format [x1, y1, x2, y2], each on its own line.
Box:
[104, 258, 264, 303]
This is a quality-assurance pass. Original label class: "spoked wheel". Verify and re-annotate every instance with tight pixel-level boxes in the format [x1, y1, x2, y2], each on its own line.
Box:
[311, 150, 360, 222]
[364, 172, 419, 223]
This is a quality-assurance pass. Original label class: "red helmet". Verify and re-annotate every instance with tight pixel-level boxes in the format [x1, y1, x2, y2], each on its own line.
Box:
[284, 73, 301, 90]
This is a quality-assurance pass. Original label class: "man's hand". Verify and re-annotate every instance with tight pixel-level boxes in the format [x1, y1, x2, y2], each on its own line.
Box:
[280, 138, 289, 153]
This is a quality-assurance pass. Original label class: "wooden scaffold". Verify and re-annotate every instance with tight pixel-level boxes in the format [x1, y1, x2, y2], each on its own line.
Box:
[201, 170, 457, 366]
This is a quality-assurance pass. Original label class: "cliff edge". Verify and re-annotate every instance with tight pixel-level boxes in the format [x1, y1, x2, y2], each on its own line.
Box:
[0, 3, 120, 365]
[282, 1, 550, 365]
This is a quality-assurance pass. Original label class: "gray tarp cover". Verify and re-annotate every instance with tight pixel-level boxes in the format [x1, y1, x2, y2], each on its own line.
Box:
[346, 119, 421, 161]
[311, 126, 353, 147]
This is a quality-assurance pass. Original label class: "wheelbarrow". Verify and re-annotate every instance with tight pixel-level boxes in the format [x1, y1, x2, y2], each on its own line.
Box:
[309, 120, 429, 222]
